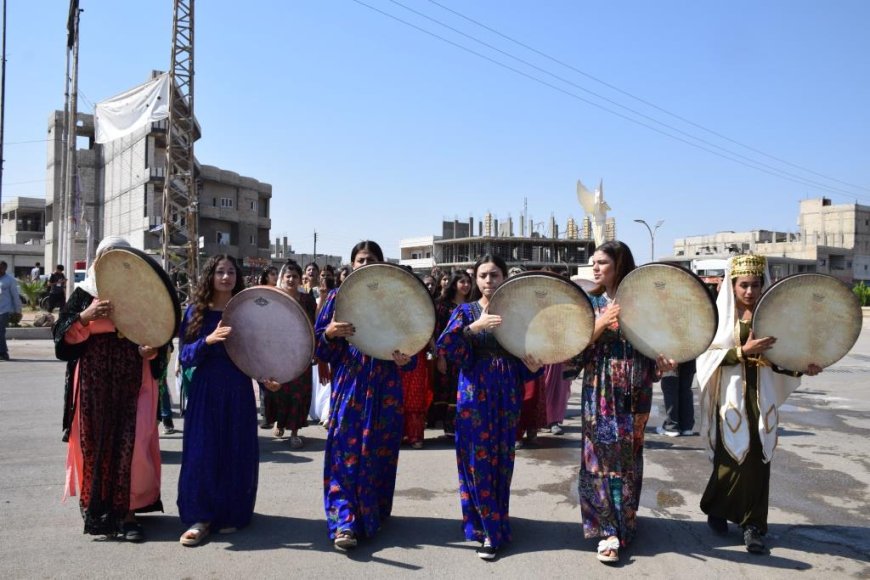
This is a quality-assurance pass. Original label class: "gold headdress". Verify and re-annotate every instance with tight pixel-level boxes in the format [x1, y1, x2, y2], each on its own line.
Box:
[729, 254, 766, 278]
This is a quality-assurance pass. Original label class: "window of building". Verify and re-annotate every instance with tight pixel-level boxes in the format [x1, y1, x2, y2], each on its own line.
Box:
[216, 231, 230, 245]
[250, 200, 257, 211]
[212, 197, 217, 207]
[220, 198, 234, 208]
[249, 235, 255, 244]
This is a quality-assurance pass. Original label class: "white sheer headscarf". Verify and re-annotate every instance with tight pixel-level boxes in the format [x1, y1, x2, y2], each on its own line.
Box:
[77, 236, 131, 297]
[696, 255, 801, 464]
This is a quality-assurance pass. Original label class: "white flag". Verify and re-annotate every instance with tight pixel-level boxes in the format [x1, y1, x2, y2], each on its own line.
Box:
[94, 73, 171, 143]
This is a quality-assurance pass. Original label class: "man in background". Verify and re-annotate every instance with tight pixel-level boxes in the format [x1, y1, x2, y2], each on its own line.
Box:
[0, 261, 23, 361]
[47, 265, 67, 313]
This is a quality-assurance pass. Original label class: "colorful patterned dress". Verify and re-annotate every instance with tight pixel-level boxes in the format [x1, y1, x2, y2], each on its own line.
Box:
[177, 307, 259, 530]
[315, 289, 412, 540]
[436, 301, 539, 549]
[400, 351, 433, 444]
[578, 293, 656, 546]
[265, 291, 316, 432]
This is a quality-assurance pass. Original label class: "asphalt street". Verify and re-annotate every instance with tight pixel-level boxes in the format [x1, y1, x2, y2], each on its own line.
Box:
[0, 322, 868, 579]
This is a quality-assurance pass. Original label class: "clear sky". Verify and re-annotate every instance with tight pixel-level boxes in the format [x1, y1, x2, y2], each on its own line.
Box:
[2, 1, 869, 263]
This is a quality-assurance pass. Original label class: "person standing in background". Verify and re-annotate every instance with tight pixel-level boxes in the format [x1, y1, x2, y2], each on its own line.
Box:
[31, 262, 41, 281]
[0, 261, 23, 361]
[47, 265, 68, 313]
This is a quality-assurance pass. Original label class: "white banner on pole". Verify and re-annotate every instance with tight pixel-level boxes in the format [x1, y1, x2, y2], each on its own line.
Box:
[94, 73, 171, 144]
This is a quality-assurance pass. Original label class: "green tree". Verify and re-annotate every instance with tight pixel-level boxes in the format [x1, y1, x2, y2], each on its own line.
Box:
[853, 281, 870, 307]
[16, 277, 46, 311]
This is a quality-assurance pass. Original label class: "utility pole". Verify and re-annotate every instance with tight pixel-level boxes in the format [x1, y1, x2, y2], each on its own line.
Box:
[313, 230, 317, 260]
[0, 0, 6, 242]
[64, 1, 81, 296]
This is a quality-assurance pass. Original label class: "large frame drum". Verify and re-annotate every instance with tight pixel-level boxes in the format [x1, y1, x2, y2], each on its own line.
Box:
[335, 263, 436, 360]
[753, 273, 862, 372]
[222, 286, 315, 383]
[489, 272, 595, 364]
[94, 247, 180, 347]
[614, 263, 718, 363]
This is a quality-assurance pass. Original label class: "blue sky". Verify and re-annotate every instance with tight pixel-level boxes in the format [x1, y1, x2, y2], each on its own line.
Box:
[3, 1, 869, 262]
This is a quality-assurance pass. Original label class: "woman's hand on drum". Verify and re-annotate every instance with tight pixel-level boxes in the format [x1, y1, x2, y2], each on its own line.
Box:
[742, 330, 775, 355]
[263, 378, 281, 392]
[595, 303, 620, 332]
[205, 320, 232, 345]
[522, 355, 544, 374]
[471, 309, 501, 333]
[80, 299, 113, 325]
[325, 320, 355, 340]
[138, 345, 157, 360]
[436, 355, 447, 374]
[655, 354, 678, 374]
[392, 350, 412, 366]
[805, 363, 823, 376]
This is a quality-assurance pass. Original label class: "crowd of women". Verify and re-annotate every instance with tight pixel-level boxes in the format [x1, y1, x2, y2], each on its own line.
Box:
[54, 237, 821, 563]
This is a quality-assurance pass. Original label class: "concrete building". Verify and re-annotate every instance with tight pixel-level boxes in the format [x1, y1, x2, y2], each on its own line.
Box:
[669, 198, 870, 284]
[0, 197, 46, 277]
[271, 237, 343, 270]
[44, 78, 272, 272]
[400, 215, 597, 273]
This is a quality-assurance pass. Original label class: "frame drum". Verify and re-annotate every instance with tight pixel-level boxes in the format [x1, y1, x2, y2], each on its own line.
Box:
[614, 263, 718, 363]
[753, 273, 862, 372]
[335, 263, 436, 360]
[489, 272, 595, 364]
[94, 247, 180, 347]
[222, 286, 315, 383]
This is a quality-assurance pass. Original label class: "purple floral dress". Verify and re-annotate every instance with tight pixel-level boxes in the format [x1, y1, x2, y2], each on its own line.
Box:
[578, 293, 656, 546]
[315, 289, 413, 540]
[436, 301, 539, 549]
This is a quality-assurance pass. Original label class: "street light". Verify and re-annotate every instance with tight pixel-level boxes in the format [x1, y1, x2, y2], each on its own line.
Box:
[634, 219, 665, 263]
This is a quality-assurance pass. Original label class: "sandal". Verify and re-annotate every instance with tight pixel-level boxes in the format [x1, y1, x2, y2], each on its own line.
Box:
[596, 537, 620, 563]
[289, 436, 304, 449]
[273, 427, 284, 438]
[334, 530, 357, 550]
[121, 521, 145, 543]
[180, 522, 210, 547]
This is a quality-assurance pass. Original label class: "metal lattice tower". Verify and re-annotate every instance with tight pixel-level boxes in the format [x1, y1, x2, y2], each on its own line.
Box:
[162, 0, 198, 299]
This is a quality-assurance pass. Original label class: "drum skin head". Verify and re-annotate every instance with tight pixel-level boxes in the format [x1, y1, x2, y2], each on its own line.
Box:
[335, 263, 436, 360]
[753, 273, 862, 372]
[489, 272, 595, 364]
[615, 263, 718, 363]
[223, 286, 314, 383]
[94, 248, 180, 347]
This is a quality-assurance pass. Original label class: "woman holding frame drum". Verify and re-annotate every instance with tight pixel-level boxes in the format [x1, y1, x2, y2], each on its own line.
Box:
[697, 254, 821, 554]
[436, 254, 543, 560]
[314, 240, 414, 550]
[177, 255, 257, 547]
[55, 236, 168, 542]
[262, 260, 316, 448]
[576, 241, 676, 564]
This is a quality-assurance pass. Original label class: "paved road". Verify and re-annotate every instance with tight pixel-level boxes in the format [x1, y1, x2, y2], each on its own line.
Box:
[1, 325, 868, 578]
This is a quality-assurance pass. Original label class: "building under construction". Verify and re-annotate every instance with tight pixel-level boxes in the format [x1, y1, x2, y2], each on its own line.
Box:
[399, 212, 612, 273]
[43, 99, 272, 272]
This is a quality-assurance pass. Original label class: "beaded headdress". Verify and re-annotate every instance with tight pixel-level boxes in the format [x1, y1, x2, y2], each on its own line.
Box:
[729, 254, 766, 278]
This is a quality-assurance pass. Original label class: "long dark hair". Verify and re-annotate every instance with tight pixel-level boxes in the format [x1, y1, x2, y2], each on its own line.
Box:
[258, 266, 277, 285]
[336, 265, 352, 287]
[319, 264, 336, 292]
[350, 240, 384, 263]
[184, 254, 245, 342]
[590, 240, 636, 296]
[468, 254, 508, 302]
[440, 270, 472, 303]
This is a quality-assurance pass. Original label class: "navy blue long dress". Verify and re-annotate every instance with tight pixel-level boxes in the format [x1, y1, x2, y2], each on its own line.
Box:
[177, 307, 259, 529]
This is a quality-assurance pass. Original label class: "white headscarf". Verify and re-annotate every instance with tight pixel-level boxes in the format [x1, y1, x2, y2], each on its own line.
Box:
[696, 256, 801, 464]
[77, 236, 131, 297]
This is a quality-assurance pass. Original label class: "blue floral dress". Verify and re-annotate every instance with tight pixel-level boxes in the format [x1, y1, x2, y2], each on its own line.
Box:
[578, 293, 656, 546]
[177, 307, 259, 529]
[436, 301, 539, 549]
[315, 289, 413, 540]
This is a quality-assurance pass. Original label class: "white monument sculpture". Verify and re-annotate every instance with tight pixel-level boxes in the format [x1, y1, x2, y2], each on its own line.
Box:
[576, 179, 610, 246]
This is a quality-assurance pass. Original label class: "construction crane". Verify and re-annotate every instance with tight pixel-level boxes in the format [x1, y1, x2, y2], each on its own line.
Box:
[161, 0, 198, 302]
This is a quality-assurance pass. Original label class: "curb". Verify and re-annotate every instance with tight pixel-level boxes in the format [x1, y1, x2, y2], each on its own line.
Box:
[7, 327, 52, 340]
